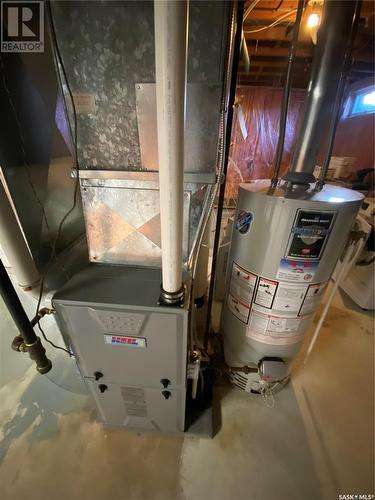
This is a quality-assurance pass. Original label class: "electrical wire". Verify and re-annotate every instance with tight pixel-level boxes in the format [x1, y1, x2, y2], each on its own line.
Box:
[260, 384, 275, 408]
[0, 0, 80, 285]
[0, 12, 78, 360]
[244, 9, 298, 34]
[204, 1, 244, 349]
[46, 0, 80, 258]
[0, 56, 55, 246]
[187, 2, 237, 353]
[243, 0, 262, 21]
[189, 0, 238, 277]
[37, 322, 73, 356]
[188, 9, 233, 278]
[31, 1, 81, 356]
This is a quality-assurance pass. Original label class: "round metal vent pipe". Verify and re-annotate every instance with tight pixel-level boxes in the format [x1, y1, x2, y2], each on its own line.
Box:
[154, 0, 187, 304]
[284, 1, 359, 185]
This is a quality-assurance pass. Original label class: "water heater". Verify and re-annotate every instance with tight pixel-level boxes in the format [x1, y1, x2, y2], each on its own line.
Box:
[221, 180, 363, 393]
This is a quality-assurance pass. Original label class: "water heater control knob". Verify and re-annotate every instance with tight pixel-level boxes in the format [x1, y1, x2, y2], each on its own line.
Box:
[162, 390, 171, 400]
[98, 384, 108, 393]
[160, 378, 170, 388]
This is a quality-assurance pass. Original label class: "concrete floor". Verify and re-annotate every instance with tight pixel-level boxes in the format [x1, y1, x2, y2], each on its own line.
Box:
[0, 277, 374, 500]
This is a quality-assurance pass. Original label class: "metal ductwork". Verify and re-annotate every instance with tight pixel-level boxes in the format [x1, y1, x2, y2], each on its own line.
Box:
[284, 0, 359, 185]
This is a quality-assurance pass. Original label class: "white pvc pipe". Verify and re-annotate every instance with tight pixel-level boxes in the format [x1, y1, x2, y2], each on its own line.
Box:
[304, 240, 358, 365]
[154, 0, 187, 294]
[0, 174, 40, 289]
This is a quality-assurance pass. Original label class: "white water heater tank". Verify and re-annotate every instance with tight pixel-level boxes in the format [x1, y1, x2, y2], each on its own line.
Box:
[221, 180, 363, 393]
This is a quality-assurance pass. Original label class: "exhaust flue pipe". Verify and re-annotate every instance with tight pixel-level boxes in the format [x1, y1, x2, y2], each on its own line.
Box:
[154, 0, 187, 305]
[284, 1, 358, 185]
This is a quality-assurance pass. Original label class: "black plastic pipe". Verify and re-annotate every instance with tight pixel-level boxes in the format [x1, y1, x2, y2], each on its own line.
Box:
[204, 1, 244, 349]
[0, 259, 52, 373]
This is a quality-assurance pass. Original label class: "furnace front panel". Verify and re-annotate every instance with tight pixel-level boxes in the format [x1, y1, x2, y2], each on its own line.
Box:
[53, 266, 189, 433]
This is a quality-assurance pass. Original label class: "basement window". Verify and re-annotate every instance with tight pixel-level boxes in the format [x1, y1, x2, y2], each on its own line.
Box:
[342, 86, 375, 119]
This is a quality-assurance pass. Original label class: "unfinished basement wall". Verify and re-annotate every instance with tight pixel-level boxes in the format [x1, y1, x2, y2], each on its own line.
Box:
[329, 114, 375, 171]
[226, 83, 374, 202]
[226, 85, 306, 201]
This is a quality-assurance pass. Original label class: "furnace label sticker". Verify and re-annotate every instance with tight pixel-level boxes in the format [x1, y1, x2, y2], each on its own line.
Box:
[227, 293, 251, 324]
[104, 335, 147, 348]
[72, 93, 97, 114]
[254, 277, 278, 309]
[229, 262, 257, 305]
[276, 258, 318, 283]
[246, 306, 313, 345]
[272, 282, 308, 314]
[299, 282, 328, 316]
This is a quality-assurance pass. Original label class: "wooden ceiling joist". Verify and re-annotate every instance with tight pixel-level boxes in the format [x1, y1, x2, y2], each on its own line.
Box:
[240, 0, 374, 88]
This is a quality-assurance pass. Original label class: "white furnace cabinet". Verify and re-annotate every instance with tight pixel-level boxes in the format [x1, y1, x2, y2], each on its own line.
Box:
[53, 266, 189, 433]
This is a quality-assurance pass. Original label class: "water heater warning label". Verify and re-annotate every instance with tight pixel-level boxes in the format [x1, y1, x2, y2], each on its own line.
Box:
[277, 258, 318, 283]
[227, 262, 257, 323]
[254, 277, 278, 308]
[299, 282, 327, 315]
[227, 294, 251, 323]
[246, 306, 313, 345]
[226, 261, 327, 333]
[273, 282, 307, 314]
[229, 262, 257, 303]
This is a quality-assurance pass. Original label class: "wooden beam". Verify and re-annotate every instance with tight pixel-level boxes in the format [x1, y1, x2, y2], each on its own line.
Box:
[246, 38, 312, 50]
[237, 80, 308, 89]
[243, 3, 299, 23]
[246, 70, 291, 76]
[238, 73, 309, 84]
[244, 24, 312, 43]
[246, 45, 312, 58]
[249, 54, 312, 63]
